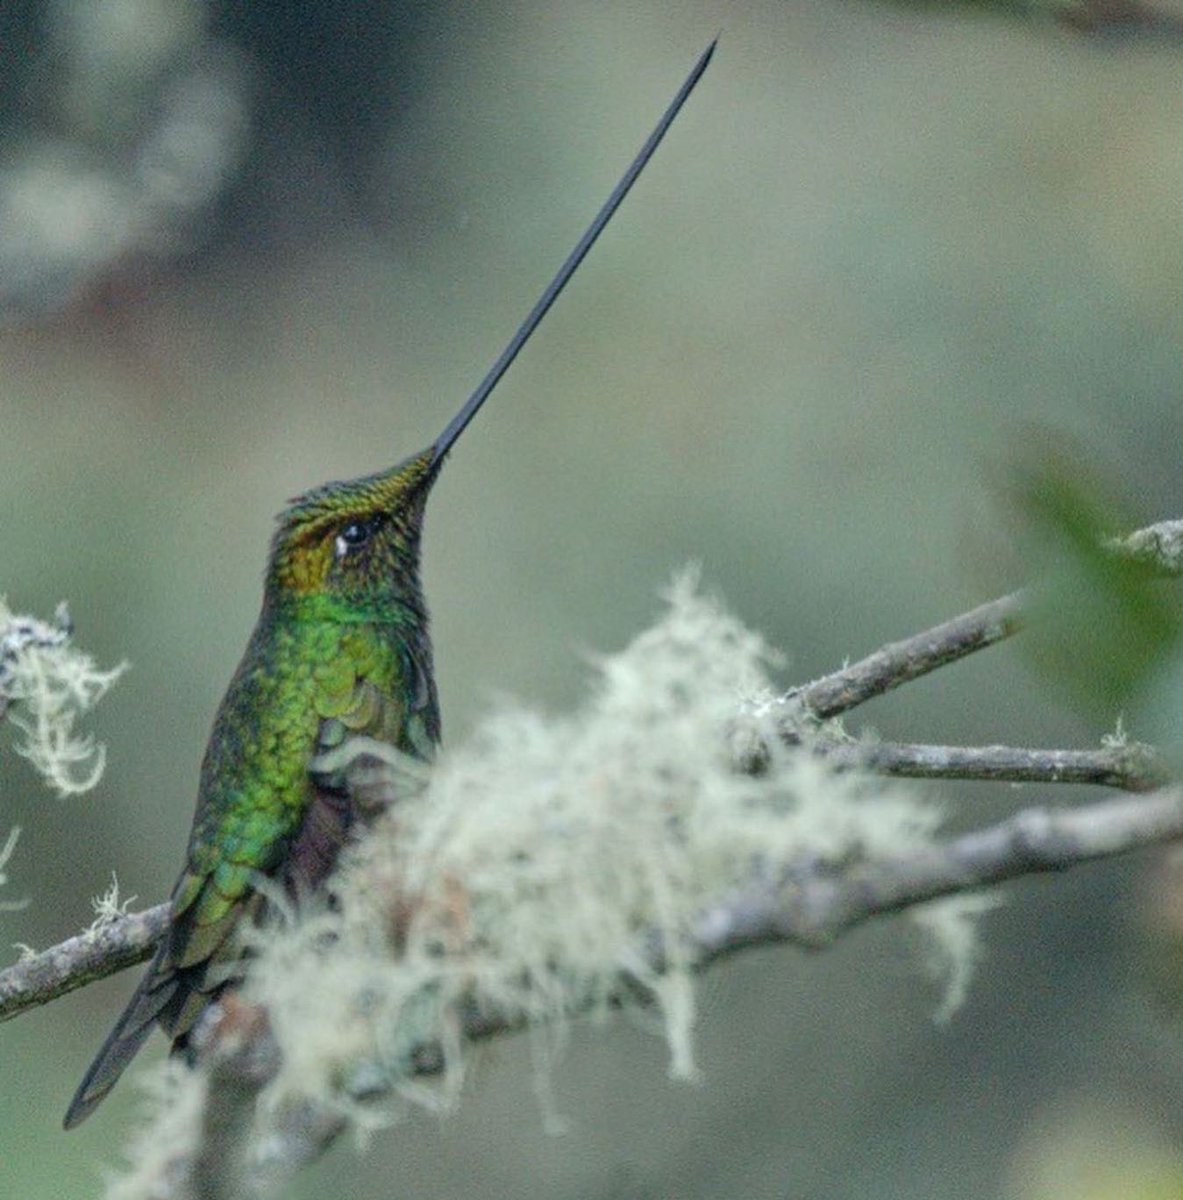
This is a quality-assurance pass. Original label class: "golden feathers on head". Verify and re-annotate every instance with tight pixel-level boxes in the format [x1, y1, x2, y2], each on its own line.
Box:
[267, 447, 438, 598]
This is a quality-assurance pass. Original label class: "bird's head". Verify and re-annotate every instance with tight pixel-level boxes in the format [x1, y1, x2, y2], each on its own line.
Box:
[265, 446, 439, 619]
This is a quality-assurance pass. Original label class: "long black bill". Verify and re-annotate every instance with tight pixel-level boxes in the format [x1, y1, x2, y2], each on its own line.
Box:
[431, 38, 716, 466]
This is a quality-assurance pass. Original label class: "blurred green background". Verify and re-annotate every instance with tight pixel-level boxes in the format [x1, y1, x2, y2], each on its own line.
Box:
[5, 0, 1183, 1196]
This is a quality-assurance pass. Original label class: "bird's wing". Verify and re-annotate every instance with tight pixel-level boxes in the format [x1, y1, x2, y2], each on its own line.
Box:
[298, 633, 440, 886]
[64, 629, 440, 1128]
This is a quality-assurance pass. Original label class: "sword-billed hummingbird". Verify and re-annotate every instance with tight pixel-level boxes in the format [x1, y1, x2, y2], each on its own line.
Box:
[64, 39, 714, 1128]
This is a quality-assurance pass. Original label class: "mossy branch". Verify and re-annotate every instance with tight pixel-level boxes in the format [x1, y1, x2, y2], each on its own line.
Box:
[5, 519, 1183, 1200]
[103, 782, 1183, 1199]
[0, 905, 168, 1023]
[2, 518, 1183, 1027]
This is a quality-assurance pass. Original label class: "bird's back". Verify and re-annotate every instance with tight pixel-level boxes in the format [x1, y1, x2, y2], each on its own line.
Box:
[64, 608, 438, 1127]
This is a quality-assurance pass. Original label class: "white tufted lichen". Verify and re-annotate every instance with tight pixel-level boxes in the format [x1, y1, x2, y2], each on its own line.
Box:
[107, 575, 992, 1198]
[237, 573, 982, 1131]
[0, 826, 25, 913]
[0, 598, 127, 796]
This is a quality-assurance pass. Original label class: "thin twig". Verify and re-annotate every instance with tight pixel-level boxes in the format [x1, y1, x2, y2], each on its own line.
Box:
[789, 592, 1025, 722]
[787, 516, 1183, 725]
[816, 739, 1165, 792]
[0, 903, 167, 1022]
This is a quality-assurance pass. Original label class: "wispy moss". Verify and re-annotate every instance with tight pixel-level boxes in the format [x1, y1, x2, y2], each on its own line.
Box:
[0, 598, 127, 796]
[0, 826, 24, 914]
[244, 574, 979, 1129]
[110, 575, 988, 1195]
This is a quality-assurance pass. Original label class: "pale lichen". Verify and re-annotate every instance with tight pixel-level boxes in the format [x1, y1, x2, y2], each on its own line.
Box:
[103, 1061, 206, 1200]
[89, 874, 138, 933]
[0, 598, 127, 796]
[912, 892, 1003, 1023]
[112, 575, 990, 1194]
[0, 826, 26, 914]
[245, 573, 982, 1127]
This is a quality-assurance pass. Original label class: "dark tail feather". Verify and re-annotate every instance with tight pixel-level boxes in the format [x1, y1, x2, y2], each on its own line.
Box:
[63, 954, 178, 1129]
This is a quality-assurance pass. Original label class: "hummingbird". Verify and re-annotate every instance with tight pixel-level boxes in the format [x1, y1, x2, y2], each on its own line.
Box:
[64, 39, 714, 1129]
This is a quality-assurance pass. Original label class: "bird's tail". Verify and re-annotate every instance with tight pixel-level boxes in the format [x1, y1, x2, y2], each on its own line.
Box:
[63, 947, 177, 1129]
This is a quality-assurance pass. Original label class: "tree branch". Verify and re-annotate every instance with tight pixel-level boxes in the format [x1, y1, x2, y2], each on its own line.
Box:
[0, 734, 1158, 1024]
[125, 783, 1183, 1199]
[1, 737, 1161, 1027]
[785, 517, 1183, 725]
[788, 591, 1024, 721]
[0, 903, 166, 1022]
[765, 784, 1183, 946]
[5, 517, 1182, 1028]
[816, 738, 1165, 792]
[190, 998, 281, 1200]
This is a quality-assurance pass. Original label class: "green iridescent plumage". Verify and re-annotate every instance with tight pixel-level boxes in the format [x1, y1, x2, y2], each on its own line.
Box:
[63, 450, 442, 1128]
[63, 41, 713, 1129]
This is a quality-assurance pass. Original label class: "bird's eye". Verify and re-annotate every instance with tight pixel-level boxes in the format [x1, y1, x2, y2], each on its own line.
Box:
[334, 519, 372, 559]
